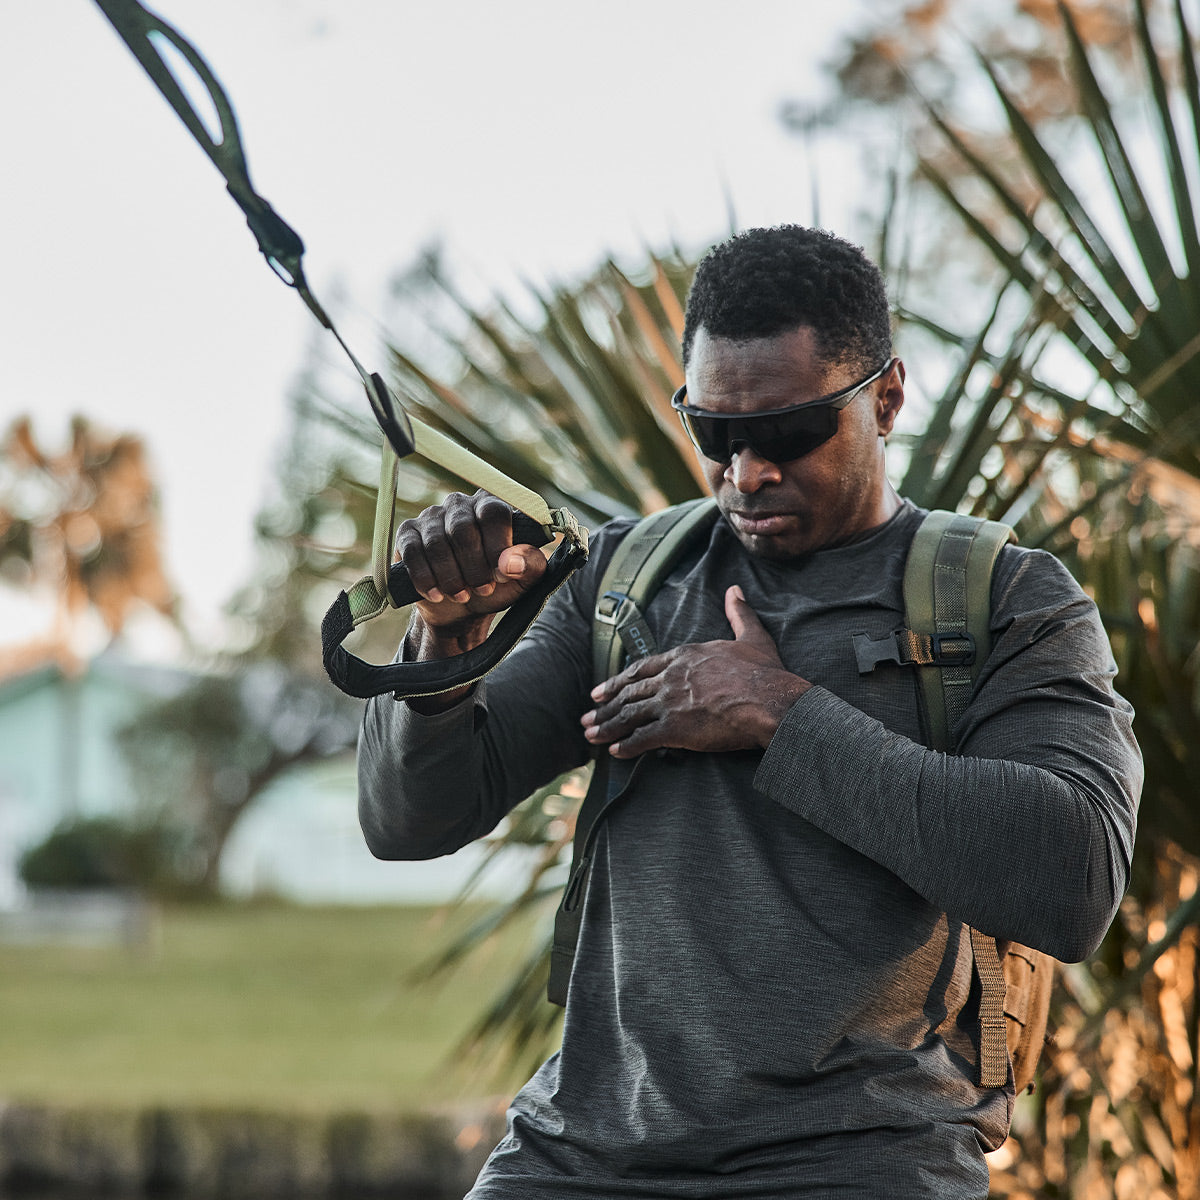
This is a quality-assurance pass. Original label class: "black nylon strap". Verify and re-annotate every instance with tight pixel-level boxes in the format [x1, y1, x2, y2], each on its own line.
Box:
[548, 753, 651, 1006]
[321, 535, 589, 700]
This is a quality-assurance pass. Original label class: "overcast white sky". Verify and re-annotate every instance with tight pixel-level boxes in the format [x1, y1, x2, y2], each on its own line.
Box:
[3, 0, 875, 656]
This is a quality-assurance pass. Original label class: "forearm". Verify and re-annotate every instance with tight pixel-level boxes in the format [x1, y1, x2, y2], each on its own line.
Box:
[358, 689, 503, 859]
[357, 559, 600, 860]
[755, 687, 1140, 961]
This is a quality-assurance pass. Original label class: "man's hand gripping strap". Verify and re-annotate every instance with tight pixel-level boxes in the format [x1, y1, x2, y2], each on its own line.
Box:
[321, 507, 589, 700]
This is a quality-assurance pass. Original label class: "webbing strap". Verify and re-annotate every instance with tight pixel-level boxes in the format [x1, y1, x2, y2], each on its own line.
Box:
[592, 498, 719, 683]
[971, 927, 1011, 1088]
[321, 514, 587, 700]
[904, 510, 1016, 1088]
[903, 511, 1014, 751]
[548, 498, 719, 1006]
[93, 0, 590, 701]
[548, 753, 651, 1006]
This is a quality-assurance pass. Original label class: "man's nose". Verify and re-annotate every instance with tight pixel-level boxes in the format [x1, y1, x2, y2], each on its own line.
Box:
[725, 445, 783, 492]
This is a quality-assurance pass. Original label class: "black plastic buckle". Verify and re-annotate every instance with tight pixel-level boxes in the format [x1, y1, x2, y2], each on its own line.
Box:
[930, 632, 975, 666]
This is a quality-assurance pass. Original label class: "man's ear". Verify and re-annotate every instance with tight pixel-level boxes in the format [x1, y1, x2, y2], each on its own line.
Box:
[876, 358, 905, 437]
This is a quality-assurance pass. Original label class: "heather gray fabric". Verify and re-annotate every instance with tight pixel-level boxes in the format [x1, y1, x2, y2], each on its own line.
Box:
[357, 502, 1142, 1199]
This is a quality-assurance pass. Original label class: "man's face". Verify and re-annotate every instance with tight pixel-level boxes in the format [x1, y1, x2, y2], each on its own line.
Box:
[683, 325, 904, 560]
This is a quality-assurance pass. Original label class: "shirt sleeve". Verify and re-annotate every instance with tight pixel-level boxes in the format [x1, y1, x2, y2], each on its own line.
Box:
[356, 521, 631, 861]
[753, 546, 1142, 963]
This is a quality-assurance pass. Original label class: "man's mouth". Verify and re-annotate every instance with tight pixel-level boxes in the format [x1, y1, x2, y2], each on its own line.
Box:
[728, 510, 793, 536]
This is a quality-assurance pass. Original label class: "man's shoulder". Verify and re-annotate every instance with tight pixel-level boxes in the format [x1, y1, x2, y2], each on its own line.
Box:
[898, 505, 1086, 608]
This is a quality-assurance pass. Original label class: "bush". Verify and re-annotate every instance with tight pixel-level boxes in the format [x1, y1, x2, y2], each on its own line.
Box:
[18, 816, 185, 892]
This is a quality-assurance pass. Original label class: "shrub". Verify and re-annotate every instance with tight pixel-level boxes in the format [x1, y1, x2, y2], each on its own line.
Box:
[18, 815, 185, 892]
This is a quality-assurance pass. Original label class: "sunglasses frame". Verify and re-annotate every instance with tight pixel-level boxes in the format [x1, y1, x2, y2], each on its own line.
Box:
[672, 356, 898, 464]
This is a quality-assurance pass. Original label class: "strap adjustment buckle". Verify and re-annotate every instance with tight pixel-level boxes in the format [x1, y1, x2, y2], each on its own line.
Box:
[930, 631, 976, 666]
[854, 628, 977, 675]
[596, 590, 632, 626]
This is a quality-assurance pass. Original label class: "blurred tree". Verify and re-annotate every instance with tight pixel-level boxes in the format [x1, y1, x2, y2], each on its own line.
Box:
[787, 0, 1157, 321]
[117, 662, 361, 893]
[115, 362, 376, 895]
[0, 415, 175, 649]
[18, 813, 186, 893]
[0, 415, 176, 816]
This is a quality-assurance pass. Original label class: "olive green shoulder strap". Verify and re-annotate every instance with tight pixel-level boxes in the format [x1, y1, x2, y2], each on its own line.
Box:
[548, 497, 719, 1006]
[591, 497, 720, 682]
[903, 509, 1017, 1091]
[902, 510, 1015, 752]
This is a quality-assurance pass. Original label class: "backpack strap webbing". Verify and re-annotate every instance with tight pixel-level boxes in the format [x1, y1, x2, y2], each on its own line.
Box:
[903, 510, 1016, 1089]
[548, 497, 720, 1006]
[902, 510, 1015, 753]
[591, 498, 720, 683]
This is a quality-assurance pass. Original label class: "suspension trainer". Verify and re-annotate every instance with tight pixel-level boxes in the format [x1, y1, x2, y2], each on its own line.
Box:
[92, 0, 589, 699]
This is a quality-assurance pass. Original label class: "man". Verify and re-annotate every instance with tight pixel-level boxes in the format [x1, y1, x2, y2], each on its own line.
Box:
[358, 226, 1142, 1198]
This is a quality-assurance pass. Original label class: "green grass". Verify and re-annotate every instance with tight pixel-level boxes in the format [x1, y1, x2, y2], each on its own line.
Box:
[0, 902, 548, 1112]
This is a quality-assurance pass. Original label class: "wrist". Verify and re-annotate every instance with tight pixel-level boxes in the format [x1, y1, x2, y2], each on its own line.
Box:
[753, 674, 811, 748]
[400, 617, 488, 714]
[407, 613, 493, 660]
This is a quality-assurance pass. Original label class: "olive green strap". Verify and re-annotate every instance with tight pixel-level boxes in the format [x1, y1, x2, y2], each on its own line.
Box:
[903, 510, 1016, 1089]
[591, 498, 719, 682]
[902, 511, 1014, 751]
[548, 498, 719, 1006]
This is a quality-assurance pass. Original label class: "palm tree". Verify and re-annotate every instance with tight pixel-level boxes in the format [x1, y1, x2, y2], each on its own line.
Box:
[869, 0, 1200, 1191]
[0, 415, 175, 651]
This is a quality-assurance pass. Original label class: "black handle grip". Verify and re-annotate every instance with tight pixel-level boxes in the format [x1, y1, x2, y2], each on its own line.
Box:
[384, 509, 553, 608]
[322, 522, 588, 700]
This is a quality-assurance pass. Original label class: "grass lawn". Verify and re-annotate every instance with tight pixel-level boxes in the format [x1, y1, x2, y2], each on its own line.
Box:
[0, 901, 551, 1112]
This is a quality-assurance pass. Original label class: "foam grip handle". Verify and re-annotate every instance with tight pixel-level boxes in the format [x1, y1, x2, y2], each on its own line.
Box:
[321, 523, 589, 700]
[384, 509, 553, 608]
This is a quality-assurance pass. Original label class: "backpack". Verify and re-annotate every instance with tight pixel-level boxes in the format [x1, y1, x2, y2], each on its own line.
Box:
[548, 500, 1054, 1095]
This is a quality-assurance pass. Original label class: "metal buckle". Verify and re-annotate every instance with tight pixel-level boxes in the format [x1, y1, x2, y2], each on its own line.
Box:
[597, 591, 631, 626]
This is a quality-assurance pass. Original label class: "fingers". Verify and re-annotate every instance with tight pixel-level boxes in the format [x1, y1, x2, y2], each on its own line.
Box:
[588, 652, 659, 706]
[496, 544, 547, 588]
[583, 655, 677, 758]
[395, 491, 509, 603]
[582, 623, 804, 757]
[581, 694, 662, 759]
[725, 584, 773, 650]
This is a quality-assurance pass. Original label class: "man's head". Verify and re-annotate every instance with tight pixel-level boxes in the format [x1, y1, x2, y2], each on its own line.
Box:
[681, 225, 893, 374]
[679, 226, 904, 560]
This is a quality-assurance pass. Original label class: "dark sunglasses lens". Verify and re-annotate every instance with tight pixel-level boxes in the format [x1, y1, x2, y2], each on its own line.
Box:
[683, 407, 838, 463]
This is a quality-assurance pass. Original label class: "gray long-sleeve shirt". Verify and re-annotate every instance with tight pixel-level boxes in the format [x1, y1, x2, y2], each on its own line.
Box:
[358, 501, 1141, 1199]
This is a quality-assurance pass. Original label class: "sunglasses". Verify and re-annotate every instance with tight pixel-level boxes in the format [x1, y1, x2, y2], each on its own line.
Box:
[671, 357, 897, 464]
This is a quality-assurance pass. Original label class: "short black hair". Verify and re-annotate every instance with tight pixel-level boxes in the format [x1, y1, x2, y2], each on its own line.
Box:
[681, 225, 892, 373]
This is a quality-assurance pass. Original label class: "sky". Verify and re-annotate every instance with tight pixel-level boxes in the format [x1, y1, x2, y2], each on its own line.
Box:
[3, 0, 873, 657]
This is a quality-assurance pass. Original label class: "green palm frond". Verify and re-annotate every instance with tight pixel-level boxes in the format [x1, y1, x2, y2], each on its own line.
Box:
[379, 251, 706, 527]
[909, 0, 1200, 484]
